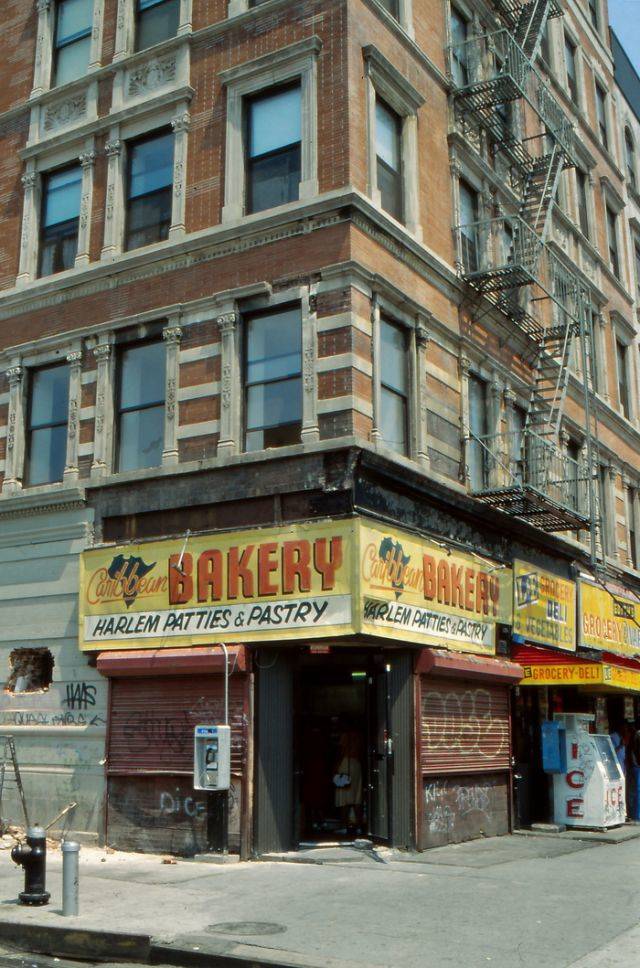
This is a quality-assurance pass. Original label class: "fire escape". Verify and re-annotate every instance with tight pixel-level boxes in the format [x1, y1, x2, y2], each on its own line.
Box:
[451, 0, 600, 545]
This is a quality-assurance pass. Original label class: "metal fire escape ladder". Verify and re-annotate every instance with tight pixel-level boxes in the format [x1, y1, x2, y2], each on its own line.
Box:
[513, 0, 557, 61]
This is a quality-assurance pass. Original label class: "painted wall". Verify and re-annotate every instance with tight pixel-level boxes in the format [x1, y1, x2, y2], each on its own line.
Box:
[0, 502, 106, 840]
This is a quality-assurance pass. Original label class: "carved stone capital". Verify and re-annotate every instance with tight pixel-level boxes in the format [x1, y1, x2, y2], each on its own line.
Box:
[79, 149, 98, 169]
[171, 112, 191, 133]
[6, 365, 22, 384]
[415, 324, 431, 348]
[217, 312, 237, 335]
[21, 172, 37, 191]
[608, 463, 619, 481]
[163, 325, 183, 344]
[489, 380, 501, 399]
[93, 343, 111, 363]
[36, 0, 51, 13]
[503, 385, 516, 406]
[460, 355, 471, 376]
[66, 351, 82, 365]
[105, 139, 122, 158]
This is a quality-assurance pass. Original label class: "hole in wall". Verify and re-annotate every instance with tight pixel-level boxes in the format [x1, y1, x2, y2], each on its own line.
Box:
[5, 648, 54, 693]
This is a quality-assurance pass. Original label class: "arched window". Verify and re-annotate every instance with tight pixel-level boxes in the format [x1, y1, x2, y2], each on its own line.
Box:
[625, 127, 637, 192]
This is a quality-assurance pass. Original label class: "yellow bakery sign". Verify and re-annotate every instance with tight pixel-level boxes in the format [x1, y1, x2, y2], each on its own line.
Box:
[513, 560, 576, 652]
[81, 520, 354, 650]
[80, 518, 513, 654]
[580, 581, 640, 659]
[358, 521, 512, 655]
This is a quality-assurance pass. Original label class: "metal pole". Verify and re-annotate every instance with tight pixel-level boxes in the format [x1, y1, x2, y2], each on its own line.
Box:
[220, 643, 229, 725]
[219, 644, 229, 855]
[61, 841, 80, 916]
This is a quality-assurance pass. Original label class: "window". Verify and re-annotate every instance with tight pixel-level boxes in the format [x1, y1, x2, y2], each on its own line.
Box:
[588, 0, 599, 31]
[376, 98, 403, 221]
[576, 168, 590, 238]
[125, 130, 174, 251]
[379, 318, 408, 454]
[564, 35, 578, 104]
[246, 85, 301, 215]
[509, 404, 526, 484]
[468, 374, 488, 490]
[625, 128, 637, 193]
[39, 165, 82, 277]
[616, 339, 630, 419]
[53, 0, 93, 87]
[606, 204, 620, 279]
[567, 439, 582, 512]
[628, 488, 638, 568]
[26, 363, 70, 486]
[599, 465, 610, 555]
[539, 21, 551, 66]
[595, 82, 608, 150]
[135, 0, 180, 52]
[245, 306, 302, 451]
[634, 240, 640, 301]
[378, 0, 399, 17]
[459, 180, 479, 272]
[117, 341, 165, 471]
[450, 8, 469, 87]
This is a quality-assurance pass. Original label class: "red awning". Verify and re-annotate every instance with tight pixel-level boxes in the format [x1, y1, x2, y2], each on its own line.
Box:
[97, 645, 246, 678]
[416, 648, 523, 683]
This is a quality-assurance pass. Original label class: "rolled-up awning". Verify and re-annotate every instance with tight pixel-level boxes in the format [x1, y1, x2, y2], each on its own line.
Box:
[416, 648, 523, 683]
[97, 644, 246, 677]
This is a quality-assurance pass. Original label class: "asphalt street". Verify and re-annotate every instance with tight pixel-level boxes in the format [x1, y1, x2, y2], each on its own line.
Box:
[0, 833, 638, 967]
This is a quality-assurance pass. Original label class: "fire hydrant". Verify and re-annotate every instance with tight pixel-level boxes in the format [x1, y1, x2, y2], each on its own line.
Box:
[11, 825, 50, 905]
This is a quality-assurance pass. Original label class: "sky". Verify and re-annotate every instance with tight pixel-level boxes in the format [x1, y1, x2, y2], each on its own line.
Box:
[608, 0, 640, 73]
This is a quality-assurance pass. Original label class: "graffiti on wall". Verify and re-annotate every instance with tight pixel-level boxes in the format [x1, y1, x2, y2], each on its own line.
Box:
[422, 687, 509, 760]
[422, 774, 509, 848]
[0, 681, 106, 728]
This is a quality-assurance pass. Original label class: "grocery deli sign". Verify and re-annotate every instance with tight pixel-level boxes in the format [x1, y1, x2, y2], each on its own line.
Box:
[513, 560, 576, 652]
[81, 521, 353, 650]
[520, 662, 640, 693]
[80, 519, 513, 653]
[358, 521, 512, 655]
[580, 581, 640, 659]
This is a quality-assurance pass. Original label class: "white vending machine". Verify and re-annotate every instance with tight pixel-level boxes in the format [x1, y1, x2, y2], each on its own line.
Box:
[552, 713, 625, 829]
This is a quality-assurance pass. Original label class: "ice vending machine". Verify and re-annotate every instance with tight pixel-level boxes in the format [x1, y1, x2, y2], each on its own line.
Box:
[552, 713, 625, 829]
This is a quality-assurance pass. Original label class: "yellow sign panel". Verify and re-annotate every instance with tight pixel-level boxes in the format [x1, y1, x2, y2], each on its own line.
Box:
[80, 520, 355, 650]
[580, 581, 640, 659]
[358, 521, 512, 655]
[520, 662, 640, 693]
[513, 560, 576, 652]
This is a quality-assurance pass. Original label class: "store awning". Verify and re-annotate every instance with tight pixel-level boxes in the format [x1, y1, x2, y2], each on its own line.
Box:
[416, 648, 523, 683]
[515, 644, 640, 693]
[97, 645, 247, 677]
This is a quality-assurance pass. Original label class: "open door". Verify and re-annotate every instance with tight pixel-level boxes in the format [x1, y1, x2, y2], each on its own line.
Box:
[366, 661, 392, 843]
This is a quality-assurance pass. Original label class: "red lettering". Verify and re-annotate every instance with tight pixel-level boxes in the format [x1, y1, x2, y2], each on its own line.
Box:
[258, 543, 279, 596]
[437, 560, 450, 606]
[464, 568, 474, 611]
[567, 798, 584, 818]
[571, 743, 578, 759]
[450, 565, 463, 609]
[476, 572, 489, 616]
[314, 537, 343, 590]
[197, 550, 222, 602]
[282, 541, 311, 594]
[227, 545, 254, 599]
[423, 555, 436, 601]
[169, 553, 193, 604]
[566, 770, 584, 789]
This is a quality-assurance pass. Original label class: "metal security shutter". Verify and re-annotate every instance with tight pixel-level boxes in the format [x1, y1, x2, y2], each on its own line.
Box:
[108, 675, 246, 776]
[420, 677, 510, 775]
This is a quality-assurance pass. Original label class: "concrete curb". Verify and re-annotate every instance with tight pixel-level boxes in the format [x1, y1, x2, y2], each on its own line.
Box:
[0, 921, 374, 968]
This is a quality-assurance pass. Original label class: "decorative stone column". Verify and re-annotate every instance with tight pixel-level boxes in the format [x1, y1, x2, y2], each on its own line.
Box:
[32, 0, 54, 97]
[88, 0, 105, 71]
[162, 324, 182, 465]
[402, 113, 422, 240]
[301, 286, 319, 443]
[76, 150, 97, 269]
[178, 0, 193, 34]
[170, 111, 190, 241]
[217, 312, 240, 456]
[17, 170, 39, 286]
[459, 355, 471, 484]
[64, 352, 83, 483]
[101, 138, 123, 259]
[487, 378, 502, 488]
[400, 0, 414, 38]
[414, 320, 430, 469]
[606, 464, 619, 560]
[113, 0, 133, 61]
[370, 295, 382, 446]
[91, 343, 113, 476]
[3, 365, 25, 493]
[449, 155, 463, 274]
[631, 484, 640, 569]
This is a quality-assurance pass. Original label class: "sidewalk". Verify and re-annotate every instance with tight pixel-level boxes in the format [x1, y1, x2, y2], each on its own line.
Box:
[0, 834, 639, 968]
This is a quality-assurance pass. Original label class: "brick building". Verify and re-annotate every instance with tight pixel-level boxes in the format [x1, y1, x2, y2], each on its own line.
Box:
[0, 0, 639, 854]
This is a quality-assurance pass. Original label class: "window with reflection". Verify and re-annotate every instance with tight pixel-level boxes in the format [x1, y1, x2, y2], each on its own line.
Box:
[117, 341, 166, 471]
[459, 179, 479, 272]
[606, 204, 620, 279]
[53, 0, 93, 87]
[135, 0, 180, 51]
[450, 7, 469, 87]
[27, 364, 70, 486]
[595, 82, 608, 150]
[468, 374, 488, 490]
[616, 339, 630, 419]
[625, 128, 636, 192]
[576, 168, 590, 238]
[246, 85, 301, 214]
[627, 487, 638, 569]
[245, 306, 302, 451]
[564, 35, 578, 103]
[376, 98, 403, 221]
[39, 165, 82, 277]
[380, 318, 408, 455]
[588, 0, 599, 31]
[378, 0, 399, 18]
[125, 130, 174, 250]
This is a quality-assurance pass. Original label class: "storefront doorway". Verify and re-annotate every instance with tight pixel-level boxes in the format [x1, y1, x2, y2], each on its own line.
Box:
[295, 650, 391, 845]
